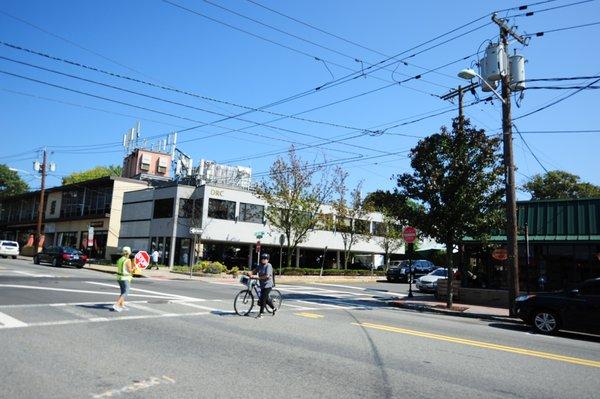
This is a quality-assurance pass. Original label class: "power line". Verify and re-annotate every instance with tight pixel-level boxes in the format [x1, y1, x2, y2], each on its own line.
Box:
[0, 9, 168, 85]
[515, 129, 600, 134]
[0, 87, 188, 129]
[507, 0, 596, 17]
[514, 77, 600, 120]
[201, 0, 454, 90]
[524, 20, 600, 36]
[513, 124, 549, 173]
[524, 85, 600, 89]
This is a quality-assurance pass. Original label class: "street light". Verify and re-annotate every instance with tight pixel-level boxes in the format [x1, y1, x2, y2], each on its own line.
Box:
[457, 68, 505, 104]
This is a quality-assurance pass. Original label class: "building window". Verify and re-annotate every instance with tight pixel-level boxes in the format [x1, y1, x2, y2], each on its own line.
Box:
[60, 190, 84, 218]
[50, 200, 57, 215]
[372, 221, 388, 236]
[316, 214, 333, 231]
[239, 203, 264, 223]
[179, 198, 194, 218]
[153, 198, 174, 219]
[355, 219, 371, 235]
[208, 198, 236, 220]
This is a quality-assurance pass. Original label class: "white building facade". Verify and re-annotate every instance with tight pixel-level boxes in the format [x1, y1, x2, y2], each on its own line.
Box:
[118, 182, 406, 269]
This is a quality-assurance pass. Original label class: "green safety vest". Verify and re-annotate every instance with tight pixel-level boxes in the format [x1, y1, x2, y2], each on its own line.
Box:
[116, 256, 132, 282]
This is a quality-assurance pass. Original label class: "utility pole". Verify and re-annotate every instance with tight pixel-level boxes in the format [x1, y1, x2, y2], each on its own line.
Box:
[492, 13, 528, 315]
[440, 83, 478, 132]
[34, 148, 47, 256]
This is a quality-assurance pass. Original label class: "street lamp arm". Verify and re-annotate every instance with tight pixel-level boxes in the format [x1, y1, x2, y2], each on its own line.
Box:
[458, 69, 505, 104]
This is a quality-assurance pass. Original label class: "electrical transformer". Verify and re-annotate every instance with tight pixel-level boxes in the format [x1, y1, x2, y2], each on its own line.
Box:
[509, 54, 526, 91]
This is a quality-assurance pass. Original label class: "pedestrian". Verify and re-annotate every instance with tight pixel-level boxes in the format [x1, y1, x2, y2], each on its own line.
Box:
[250, 253, 275, 318]
[150, 247, 160, 270]
[112, 246, 133, 312]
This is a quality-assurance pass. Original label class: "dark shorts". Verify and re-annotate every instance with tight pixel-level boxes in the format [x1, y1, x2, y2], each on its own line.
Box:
[118, 280, 130, 296]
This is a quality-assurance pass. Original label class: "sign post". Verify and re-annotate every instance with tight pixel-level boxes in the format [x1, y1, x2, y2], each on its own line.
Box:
[87, 226, 94, 247]
[403, 227, 417, 298]
[254, 231, 265, 267]
[189, 227, 203, 279]
[279, 234, 285, 275]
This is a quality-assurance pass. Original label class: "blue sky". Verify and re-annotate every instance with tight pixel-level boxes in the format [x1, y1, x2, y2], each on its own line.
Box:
[1, 0, 599, 199]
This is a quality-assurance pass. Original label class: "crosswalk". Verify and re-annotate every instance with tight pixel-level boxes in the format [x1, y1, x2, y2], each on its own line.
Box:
[0, 275, 401, 330]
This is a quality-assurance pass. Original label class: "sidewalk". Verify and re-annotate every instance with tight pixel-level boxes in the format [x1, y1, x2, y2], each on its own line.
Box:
[389, 295, 518, 322]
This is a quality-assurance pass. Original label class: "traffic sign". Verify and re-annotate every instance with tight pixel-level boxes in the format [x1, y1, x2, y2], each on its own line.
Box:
[189, 227, 203, 235]
[134, 250, 150, 269]
[402, 226, 417, 243]
[492, 248, 508, 261]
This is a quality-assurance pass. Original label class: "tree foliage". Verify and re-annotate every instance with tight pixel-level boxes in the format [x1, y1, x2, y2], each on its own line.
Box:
[62, 165, 122, 185]
[331, 168, 371, 269]
[395, 118, 504, 307]
[0, 164, 29, 198]
[522, 170, 600, 200]
[255, 147, 334, 268]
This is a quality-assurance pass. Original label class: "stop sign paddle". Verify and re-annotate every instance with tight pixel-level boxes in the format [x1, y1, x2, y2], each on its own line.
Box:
[402, 226, 417, 244]
[134, 250, 150, 270]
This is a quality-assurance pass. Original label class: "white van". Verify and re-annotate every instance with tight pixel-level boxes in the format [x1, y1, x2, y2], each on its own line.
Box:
[0, 241, 19, 259]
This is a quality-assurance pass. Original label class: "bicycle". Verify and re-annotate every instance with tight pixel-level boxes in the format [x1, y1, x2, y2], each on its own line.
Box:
[234, 275, 282, 316]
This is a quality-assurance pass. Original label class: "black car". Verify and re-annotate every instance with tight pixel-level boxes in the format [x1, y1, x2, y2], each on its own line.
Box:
[514, 278, 600, 335]
[34, 246, 88, 268]
[386, 260, 436, 283]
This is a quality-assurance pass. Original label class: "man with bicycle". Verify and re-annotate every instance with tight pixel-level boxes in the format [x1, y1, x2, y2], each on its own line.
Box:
[250, 253, 275, 318]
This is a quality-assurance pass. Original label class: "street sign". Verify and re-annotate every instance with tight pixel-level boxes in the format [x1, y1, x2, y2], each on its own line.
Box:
[402, 226, 417, 243]
[279, 234, 285, 246]
[134, 250, 150, 269]
[87, 226, 94, 247]
[492, 248, 508, 261]
[189, 227, 203, 235]
[256, 241, 261, 254]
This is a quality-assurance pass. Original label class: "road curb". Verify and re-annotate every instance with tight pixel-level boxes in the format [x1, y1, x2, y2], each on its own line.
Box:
[388, 301, 521, 323]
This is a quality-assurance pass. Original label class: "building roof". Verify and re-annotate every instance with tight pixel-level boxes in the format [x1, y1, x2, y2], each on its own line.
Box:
[464, 197, 600, 243]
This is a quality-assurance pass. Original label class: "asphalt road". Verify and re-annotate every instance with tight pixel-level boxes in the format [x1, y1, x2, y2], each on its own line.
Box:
[1, 258, 599, 399]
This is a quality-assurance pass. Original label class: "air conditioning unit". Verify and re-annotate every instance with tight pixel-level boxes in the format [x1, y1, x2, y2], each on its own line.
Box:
[157, 157, 168, 174]
[140, 154, 151, 171]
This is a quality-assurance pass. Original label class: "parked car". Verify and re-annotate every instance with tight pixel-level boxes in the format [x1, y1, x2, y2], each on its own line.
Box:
[33, 246, 88, 268]
[386, 260, 436, 282]
[416, 267, 452, 293]
[514, 278, 600, 335]
[0, 240, 19, 259]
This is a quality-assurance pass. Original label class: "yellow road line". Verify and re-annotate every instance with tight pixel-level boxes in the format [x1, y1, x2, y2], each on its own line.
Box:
[295, 312, 324, 319]
[353, 322, 600, 368]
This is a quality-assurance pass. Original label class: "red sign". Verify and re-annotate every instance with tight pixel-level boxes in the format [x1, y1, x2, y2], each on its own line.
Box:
[492, 248, 508, 261]
[134, 250, 150, 269]
[402, 226, 417, 243]
[256, 241, 261, 254]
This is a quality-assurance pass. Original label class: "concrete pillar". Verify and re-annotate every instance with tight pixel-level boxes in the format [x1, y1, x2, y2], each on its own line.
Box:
[336, 251, 341, 269]
[168, 197, 179, 270]
[247, 244, 253, 269]
[295, 247, 300, 268]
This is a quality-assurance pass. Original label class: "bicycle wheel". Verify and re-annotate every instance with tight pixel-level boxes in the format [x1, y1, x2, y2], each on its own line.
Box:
[266, 289, 283, 314]
[234, 289, 254, 316]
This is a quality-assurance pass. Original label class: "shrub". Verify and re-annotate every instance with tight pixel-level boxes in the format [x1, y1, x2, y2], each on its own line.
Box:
[202, 261, 227, 274]
[228, 266, 240, 276]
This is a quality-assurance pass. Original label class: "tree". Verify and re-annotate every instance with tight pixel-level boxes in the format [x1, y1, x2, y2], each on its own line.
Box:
[255, 147, 334, 268]
[522, 170, 600, 200]
[331, 168, 371, 269]
[0, 164, 29, 198]
[375, 214, 403, 269]
[395, 118, 504, 308]
[62, 165, 123, 185]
